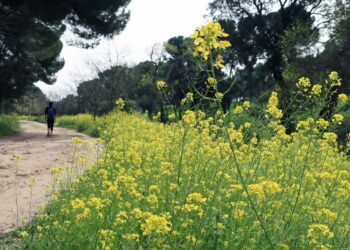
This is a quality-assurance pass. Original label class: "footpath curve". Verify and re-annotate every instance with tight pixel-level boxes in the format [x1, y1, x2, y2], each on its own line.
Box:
[0, 121, 91, 233]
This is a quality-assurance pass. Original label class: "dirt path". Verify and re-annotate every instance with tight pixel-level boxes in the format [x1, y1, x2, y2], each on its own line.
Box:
[0, 121, 93, 233]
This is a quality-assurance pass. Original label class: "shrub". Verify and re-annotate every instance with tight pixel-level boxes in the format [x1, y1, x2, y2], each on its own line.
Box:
[0, 115, 19, 137]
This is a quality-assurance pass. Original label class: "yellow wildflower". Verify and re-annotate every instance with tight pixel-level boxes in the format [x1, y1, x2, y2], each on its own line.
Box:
[207, 77, 217, 87]
[88, 197, 104, 210]
[187, 192, 206, 204]
[116, 98, 125, 109]
[156, 80, 167, 90]
[233, 105, 243, 114]
[186, 92, 194, 102]
[182, 110, 197, 127]
[191, 21, 231, 60]
[122, 233, 140, 241]
[146, 194, 158, 205]
[215, 54, 225, 68]
[332, 114, 344, 125]
[141, 214, 172, 236]
[168, 114, 176, 120]
[311, 84, 322, 95]
[338, 93, 348, 103]
[266, 91, 283, 119]
[71, 198, 85, 210]
[307, 224, 334, 244]
[328, 71, 342, 86]
[247, 183, 264, 202]
[296, 77, 311, 92]
[316, 118, 330, 130]
[19, 231, 29, 238]
[215, 92, 224, 102]
[149, 185, 160, 193]
[243, 101, 250, 109]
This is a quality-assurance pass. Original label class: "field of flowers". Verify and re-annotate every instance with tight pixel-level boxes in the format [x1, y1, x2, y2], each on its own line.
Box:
[19, 98, 350, 249]
[18, 22, 350, 249]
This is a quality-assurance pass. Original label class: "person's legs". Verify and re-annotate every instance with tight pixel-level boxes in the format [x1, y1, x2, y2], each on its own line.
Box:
[51, 119, 55, 135]
[47, 119, 50, 136]
[47, 119, 54, 136]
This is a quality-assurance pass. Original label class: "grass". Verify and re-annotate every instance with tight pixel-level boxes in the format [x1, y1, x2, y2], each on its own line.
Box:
[56, 114, 106, 137]
[0, 115, 20, 138]
[0, 230, 22, 250]
[20, 114, 105, 138]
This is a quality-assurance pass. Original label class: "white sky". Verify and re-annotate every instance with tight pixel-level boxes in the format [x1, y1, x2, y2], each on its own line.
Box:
[36, 0, 211, 99]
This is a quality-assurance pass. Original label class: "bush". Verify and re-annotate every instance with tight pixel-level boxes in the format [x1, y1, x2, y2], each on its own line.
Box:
[0, 115, 19, 137]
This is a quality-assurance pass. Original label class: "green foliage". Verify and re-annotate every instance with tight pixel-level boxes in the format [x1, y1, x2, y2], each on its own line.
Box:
[0, 115, 19, 137]
[18, 115, 46, 123]
[227, 102, 273, 140]
[0, 0, 131, 104]
[56, 114, 107, 137]
[208, 0, 326, 103]
[19, 114, 104, 137]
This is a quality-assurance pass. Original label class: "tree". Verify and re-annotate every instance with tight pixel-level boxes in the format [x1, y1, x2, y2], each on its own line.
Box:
[0, 5, 64, 110]
[77, 78, 106, 119]
[130, 61, 162, 114]
[318, 0, 350, 93]
[2, 0, 131, 47]
[55, 94, 80, 115]
[0, 0, 131, 111]
[209, 0, 328, 95]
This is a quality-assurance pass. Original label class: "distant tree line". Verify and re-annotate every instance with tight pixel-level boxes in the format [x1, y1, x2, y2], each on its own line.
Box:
[2, 0, 350, 122]
[53, 0, 350, 118]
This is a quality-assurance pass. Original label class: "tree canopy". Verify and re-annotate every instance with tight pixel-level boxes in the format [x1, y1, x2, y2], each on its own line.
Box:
[209, 0, 329, 94]
[0, 0, 131, 104]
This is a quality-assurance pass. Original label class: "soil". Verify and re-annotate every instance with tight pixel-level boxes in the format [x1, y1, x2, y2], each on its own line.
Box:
[0, 121, 93, 233]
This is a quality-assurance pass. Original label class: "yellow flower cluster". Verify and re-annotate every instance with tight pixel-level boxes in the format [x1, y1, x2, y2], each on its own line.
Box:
[191, 21, 231, 60]
[243, 101, 250, 109]
[328, 71, 342, 86]
[307, 224, 334, 249]
[332, 113, 344, 125]
[311, 84, 322, 95]
[181, 92, 194, 105]
[316, 118, 330, 130]
[266, 91, 283, 119]
[156, 80, 167, 90]
[233, 105, 243, 114]
[115, 98, 125, 110]
[206, 77, 217, 87]
[182, 110, 197, 126]
[141, 214, 172, 236]
[296, 77, 311, 92]
[215, 92, 224, 102]
[338, 93, 348, 103]
[186, 192, 207, 204]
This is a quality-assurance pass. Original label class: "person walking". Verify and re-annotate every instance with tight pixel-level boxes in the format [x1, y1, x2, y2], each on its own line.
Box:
[45, 101, 56, 136]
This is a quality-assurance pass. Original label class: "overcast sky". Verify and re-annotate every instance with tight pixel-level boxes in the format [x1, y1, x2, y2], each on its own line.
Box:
[36, 0, 211, 99]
